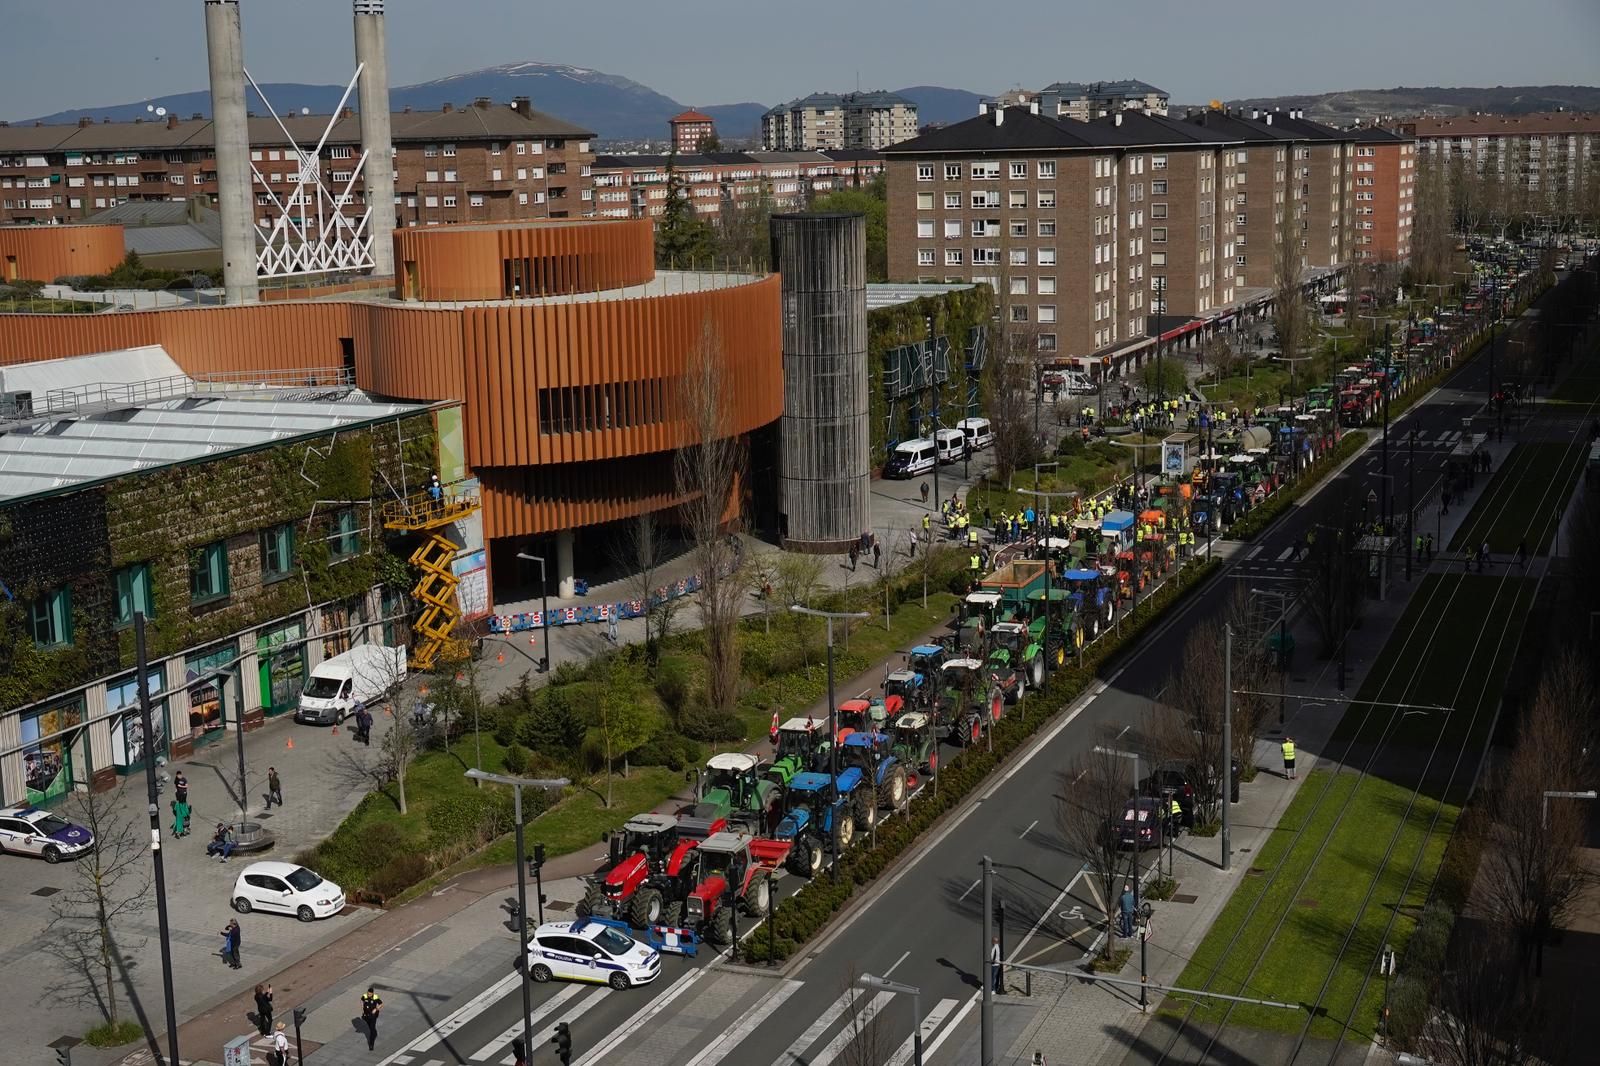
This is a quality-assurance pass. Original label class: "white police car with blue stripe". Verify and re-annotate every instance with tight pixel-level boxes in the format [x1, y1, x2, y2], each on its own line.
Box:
[525, 918, 660, 990]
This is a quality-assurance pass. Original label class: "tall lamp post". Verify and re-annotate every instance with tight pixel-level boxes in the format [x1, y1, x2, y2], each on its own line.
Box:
[789, 605, 870, 849]
[858, 973, 924, 1066]
[516, 552, 551, 672]
[464, 768, 571, 1066]
[133, 614, 180, 1066]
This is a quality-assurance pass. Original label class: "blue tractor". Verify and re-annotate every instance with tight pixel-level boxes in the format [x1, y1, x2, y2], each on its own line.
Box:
[839, 731, 909, 812]
[771, 768, 865, 878]
[1064, 567, 1117, 640]
[907, 644, 947, 688]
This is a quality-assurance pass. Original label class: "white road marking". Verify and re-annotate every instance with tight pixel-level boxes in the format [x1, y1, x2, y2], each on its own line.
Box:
[920, 995, 978, 1062]
[379, 970, 524, 1062]
[570, 966, 711, 1065]
[885, 998, 958, 1066]
[884, 949, 911, 977]
[683, 979, 804, 1066]
[1245, 545, 1265, 560]
[1020, 818, 1039, 839]
[1275, 546, 1296, 562]
[467, 982, 584, 1062]
[803, 991, 895, 1066]
[957, 877, 981, 902]
[768, 989, 860, 1066]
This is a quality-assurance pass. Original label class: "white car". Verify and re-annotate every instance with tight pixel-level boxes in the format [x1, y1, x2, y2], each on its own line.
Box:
[525, 919, 661, 990]
[0, 806, 94, 863]
[231, 861, 346, 922]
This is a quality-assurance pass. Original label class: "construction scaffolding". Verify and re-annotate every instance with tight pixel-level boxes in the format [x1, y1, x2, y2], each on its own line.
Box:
[381, 482, 480, 671]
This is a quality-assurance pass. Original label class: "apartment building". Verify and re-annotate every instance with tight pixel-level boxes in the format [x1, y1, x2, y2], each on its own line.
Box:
[761, 91, 919, 152]
[592, 150, 885, 222]
[1398, 111, 1600, 220]
[886, 105, 1361, 369]
[669, 110, 717, 154]
[0, 96, 594, 229]
[984, 80, 1170, 123]
[1349, 126, 1415, 262]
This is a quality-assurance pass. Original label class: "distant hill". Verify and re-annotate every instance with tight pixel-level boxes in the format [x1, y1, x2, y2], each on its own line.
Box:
[22, 83, 346, 126]
[698, 103, 769, 142]
[895, 85, 986, 127]
[1224, 84, 1600, 125]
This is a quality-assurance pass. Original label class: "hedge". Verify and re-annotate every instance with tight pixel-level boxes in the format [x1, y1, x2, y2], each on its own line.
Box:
[740, 555, 1221, 963]
[1224, 431, 1369, 542]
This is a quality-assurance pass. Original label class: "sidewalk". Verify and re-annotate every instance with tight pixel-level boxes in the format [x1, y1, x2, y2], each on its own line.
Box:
[961, 435, 1520, 1065]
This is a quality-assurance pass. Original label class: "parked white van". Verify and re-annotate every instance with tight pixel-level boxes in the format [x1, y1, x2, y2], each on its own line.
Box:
[295, 644, 407, 725]
[883, 438, 937, 479]
[955, 417, 994, 451]
[934, 428, 966, 464]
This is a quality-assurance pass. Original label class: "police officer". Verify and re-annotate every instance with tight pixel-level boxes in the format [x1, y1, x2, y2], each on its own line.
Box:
[968, 525, 979, 551]
[969, 553, 982, 585]
[360, 987, 383, 1050]
[1168, 794, 1183, 836]
[922, 513, 931, 539]
[1281, 736, 1296, 780]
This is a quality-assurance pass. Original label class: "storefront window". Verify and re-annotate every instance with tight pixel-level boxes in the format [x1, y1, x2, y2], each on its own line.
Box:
[257, 623, 306, 716]
[108, 670, 168, 771]
[184, 642, 239, 743]
[20, 698, 83, 804]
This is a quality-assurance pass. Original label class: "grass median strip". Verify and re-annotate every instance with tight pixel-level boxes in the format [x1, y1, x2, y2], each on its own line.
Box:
[1448, 442, 1586, 554]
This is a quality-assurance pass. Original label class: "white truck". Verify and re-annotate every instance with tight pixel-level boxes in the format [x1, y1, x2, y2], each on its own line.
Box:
[295, 644, 407, 725]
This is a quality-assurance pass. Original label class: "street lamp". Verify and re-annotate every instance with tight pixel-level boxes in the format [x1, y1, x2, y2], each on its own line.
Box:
[516, 552, 551, 673]
[464, 768, 571, 1066]
[858, 973, 924, 1066]
[133, 615, 181, 1066]
[789, 605, 870, 850]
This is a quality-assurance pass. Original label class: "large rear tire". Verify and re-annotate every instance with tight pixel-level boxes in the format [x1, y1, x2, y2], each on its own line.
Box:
[855, 791, 878, 830]
[708, 904, 735, 946]
[742, 877, 771, 918]
[577, 882, 606, 919]
[1028, 656, 1044, 690]
[883, 765, 907, 809]
[837, 812, 856, 850]
[628, 887, 663, 929]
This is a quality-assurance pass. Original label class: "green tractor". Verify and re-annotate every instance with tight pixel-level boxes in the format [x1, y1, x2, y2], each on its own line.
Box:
[986, 619, 1043, 704]
[682, 752, 781, 836]
[767, 716, 831, 789]
[936, 657, 1005, 747]
[1026, 587, 1073, 668]
[891, 711, 939, 785]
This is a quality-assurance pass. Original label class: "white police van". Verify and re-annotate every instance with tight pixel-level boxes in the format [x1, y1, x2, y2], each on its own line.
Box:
[525, 918, 661, 990]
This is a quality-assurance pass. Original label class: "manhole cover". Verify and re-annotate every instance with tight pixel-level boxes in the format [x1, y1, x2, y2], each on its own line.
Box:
[545, 899, 572, 912]
[257, 812, 274, 820]
[1171, 893, 1199, 904]
[1297, 898, 1321, 908]
[32, 887, 60, 897]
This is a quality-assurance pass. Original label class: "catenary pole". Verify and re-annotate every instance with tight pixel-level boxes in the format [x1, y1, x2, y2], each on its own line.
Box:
[136, 613, 181, 1066]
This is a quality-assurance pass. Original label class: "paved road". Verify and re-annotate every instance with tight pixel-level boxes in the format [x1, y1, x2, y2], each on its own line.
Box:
[324, 302, 1547, 1066]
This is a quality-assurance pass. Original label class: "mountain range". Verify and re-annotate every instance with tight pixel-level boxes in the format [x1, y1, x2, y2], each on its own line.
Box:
[12, 62, 982, 142]
[13, 64, 1596, 142]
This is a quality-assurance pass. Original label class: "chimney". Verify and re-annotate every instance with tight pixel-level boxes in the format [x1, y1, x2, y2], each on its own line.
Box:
[511, 96, 531, 117]
[78, 117, 93, 128]
[978, 101, 989, 116]
[993, 107, 1004, 126]
[473, 96, 492, 109]
[442, 102, 453, 113]
[1029, 101, 1039, 115]
[1251, 109, 1259, 120]
[353, 0, 396, 276]
[167, 114, 180, 129]
[1265, 114, 1272, 126]
[1114, 112, 1123, 126]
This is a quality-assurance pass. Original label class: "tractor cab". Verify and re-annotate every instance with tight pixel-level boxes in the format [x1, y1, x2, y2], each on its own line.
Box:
[987, 620, 1042, 703]
[1025, 587, 1071, 667]
[684, 752, 775, 835]
[685, 831, 772, 943]
[838, 731, 909, 810]
[1064, 567, 1114, 642]
[883, 668, 925, 712]
[891, 712, 938, 780]
[837, 696, 894, 740]
[772, 768, 867, 875]
[936, 657, 1004, 746]
[907, 644, 947, 687]
[768, 717, 829, 787]
[1100, 510, 1137, 553]
[957, 590, 1003, 654]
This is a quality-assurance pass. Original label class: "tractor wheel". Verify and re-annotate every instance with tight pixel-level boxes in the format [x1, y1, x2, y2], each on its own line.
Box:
[787, 839, 817, 878]
[1052, 644, 1065, 667]
[966, 713, 982, 746]
[1074, 627, 1085, 651]
[1028, 656, 1044, 690]
[662, 900, 684, 928]
[628, 887, 663, 929]
[577, 883, 606, 919]
[1009, 674, 1024, 705]
[1104, 602, 1116, 628]
[883, 765, 908, 809]
[708, 904, 735, 946]
[1089, 614, 1101, 639]
[742, 877, 771, 918]
[990, 689, 1004, 723]
[855, 791, 879, 830]
[838, 812, 857, 850]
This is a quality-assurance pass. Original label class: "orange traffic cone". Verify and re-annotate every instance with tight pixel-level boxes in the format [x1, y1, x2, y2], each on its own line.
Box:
[331, 725, 339, 736]
[383, 704, 393, 717]
[286, 737, 294, 750]
[496, 651, 505, 664]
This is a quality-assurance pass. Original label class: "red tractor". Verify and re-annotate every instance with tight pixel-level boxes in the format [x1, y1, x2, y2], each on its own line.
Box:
[682, 831, 783, 945]
[577, 813, 704, 928]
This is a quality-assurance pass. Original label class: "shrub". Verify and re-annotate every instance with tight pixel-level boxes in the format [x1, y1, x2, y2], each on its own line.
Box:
[653, 654, 694, 718]
[1057, 433, 1086, 457]
[366, 853, 434, 902]
[84, 1021, 146, 1048]
[631, 732, 704, 772]
[501, 742, 531, 775]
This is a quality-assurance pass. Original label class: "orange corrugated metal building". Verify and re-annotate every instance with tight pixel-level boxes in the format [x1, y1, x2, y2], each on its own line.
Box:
[0, 224, 125, 284]
[0, 218, 785, 602]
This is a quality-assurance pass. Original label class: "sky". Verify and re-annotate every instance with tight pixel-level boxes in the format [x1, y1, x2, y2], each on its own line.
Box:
[3, 0, 1598, 120]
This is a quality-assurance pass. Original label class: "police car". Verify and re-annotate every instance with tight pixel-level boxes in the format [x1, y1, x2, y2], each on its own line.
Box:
[0, 805, 95, 863]
[524, 918, 661, 990]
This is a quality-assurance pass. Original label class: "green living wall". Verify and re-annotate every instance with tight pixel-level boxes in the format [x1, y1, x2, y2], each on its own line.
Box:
[867, 284, 994, 460]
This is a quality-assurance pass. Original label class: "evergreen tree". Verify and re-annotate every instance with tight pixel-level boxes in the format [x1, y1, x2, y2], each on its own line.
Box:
[654, 147, 716, 268]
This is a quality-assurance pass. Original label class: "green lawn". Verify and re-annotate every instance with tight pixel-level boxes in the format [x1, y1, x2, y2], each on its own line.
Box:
[965, 443, 1134, 518]
[477, 766, 685, 866]
[1448, 442, 1587, 553]
[1168, 571, 1529, 1039]
[1547, 360, 1600, 405]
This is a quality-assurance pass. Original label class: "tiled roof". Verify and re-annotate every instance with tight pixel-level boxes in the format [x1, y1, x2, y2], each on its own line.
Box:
[1401, 112, 1600, 137]
[1043, 79, 1168, 98]
[671, 110, 714, 124]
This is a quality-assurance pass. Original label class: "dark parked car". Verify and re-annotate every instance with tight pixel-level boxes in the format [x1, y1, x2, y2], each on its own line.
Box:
[1114, 797, 1167, 851]
[1139, 758, 1241, 824]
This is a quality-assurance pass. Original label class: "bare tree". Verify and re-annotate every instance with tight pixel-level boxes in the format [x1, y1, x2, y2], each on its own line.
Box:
[41, 784, 152, 1029]
[1411, 154, 1458, 288]
[1303, 491, 1365, 658]
[617, 512, 681, 666]
[1477, 648, 1595, 976]
[987, 231, 1045, 482]
[745, 551, 779, 636]
[1273, 201, 1313, 382]
[1415, 925, 1542, 1066]
[675, 318, 747, 718]
[1055, 746, 1135, 958]
[774, 551, 825, 665]
[327, 704, 423, 815]
[1153, 622, 1229, 826]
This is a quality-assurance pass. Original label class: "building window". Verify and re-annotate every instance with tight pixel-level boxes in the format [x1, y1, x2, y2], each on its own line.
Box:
[1150, 203, 1167, 219]
[1151, 180, 1167, 195]
[945, 249, 963, 266]
[944, 192, 961, 210]
[1037, 248, 1056, 266]
[944, 220, 961, 239]
[1037, 220, 1055, 237]
[1009, 161, 1027, 179]
[1009, 305, 1029, 322]
[1010, 220, 1028, 238]
[1038, 277, 1056, 295]
[1037, 191, 1055, 209]
[1038, 334, 1057, 352]
[114, 564, 155, 626]
[1038, 304, 1056, 323]
[1152, 155, 1167, 170]
[189, 542, 230, 604]
[944, 164, 961, 180]
[260, 524, 295, 581]
[970, 162, 1000, 180]
[1008, 190, 1027, 210]
[442, 143, 457, 157]
[470, 193, 485, 207]
[1037, 160, 1056, 179]
[918, 249, 935, 266]
[917, 164, 934, 181]
[31, 587, 73, 647]
[1151, 227, 1167, 243]
[443, 195, 458, 208]
[917, 192, 934, 210]
[424, 144, 438, 157]
[1009, 249, 1027, 265]
[1009, 277, 1028, 295]
[330, 509, 361, 560]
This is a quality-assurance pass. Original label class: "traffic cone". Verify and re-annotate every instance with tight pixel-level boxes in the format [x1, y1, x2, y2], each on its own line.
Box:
[496, 651, 505, 664]
[286, 738, 294, 750]
[383, 704, 393, 718]
[331, 725, 339, 736]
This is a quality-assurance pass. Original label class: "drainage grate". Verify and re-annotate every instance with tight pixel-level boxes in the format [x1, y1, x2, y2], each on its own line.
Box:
[1171, 893, 1199, 904]
[32, 887, 60, 898]
[257, 812, 274, 820]
[545, 899, 572, 912]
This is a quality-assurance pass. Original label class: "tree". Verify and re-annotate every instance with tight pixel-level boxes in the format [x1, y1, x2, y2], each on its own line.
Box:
[1477, 648, 1594, 976]
[616, 512, 681, 668]
[1410, 154, 1458, 288]
[1055, 746, 1136, 958]
[810, 176, 887, 281]
[1302, 490, 1365, 658]
[592, 657, 658, 808]
[986, 233, 1045, 483]
[715, 185, 775, 270]
[1416, 925, 1546, 1066]
[773, 551, 825, 665]
[656, 148, 716, 268]
[696, 132, 723, 154]
[1273, 199, 1313, 385]
[674, 319, 747, 721]
[41, 784, 152, 1030]
[836, 965, 897, 1066]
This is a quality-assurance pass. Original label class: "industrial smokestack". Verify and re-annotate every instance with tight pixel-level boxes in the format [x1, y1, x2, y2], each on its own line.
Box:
[353, 0, 396, 276]
[204, 0, 259, 303]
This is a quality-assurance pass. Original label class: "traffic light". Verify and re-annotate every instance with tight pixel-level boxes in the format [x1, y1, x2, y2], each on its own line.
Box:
[532, 842, 546, 871]
[293, 1007, 308, 1028]
[552, 1021, 572, 1065]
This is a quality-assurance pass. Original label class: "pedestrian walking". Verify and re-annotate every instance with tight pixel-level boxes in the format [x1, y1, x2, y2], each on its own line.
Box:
[1440, 490, 1451, 515]
[264, 766, 283, 809]
[1480, 540, 1492, 572]
[1281, 737, 1296, 780]
[220, 919, 241, 969]
[173, 770, 188, 805]
[254, 983, 274, 1036]
[355, 705, 373, 746]
[360, 986, 383, 1051]
[271, 1023, 290, 1066]
[1119, 884, 1136, 937]
[919, 481, 930, 504]
[607, 609, 619, 645]
[989, 935, 1003, 993]
[872, 542, 882, 569]
[847, 543, 858, 572]
[171, 797, 191, 837]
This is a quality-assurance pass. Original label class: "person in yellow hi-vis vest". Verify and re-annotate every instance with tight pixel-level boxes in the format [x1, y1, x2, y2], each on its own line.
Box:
[1282, 737, 1296, 780]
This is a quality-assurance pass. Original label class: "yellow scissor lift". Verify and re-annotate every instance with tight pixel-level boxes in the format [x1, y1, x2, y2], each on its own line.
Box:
[381, 484, 481, 671]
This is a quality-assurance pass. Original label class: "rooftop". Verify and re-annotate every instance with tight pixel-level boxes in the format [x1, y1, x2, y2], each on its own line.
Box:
[888, 105, 1357, 155]
[866, 282, 977, 310]
[671, 110, 715, 125]
[0, 346, 439, 505]
[1400, 111, 1600, 137]
[1042, 79, 1168, 98]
